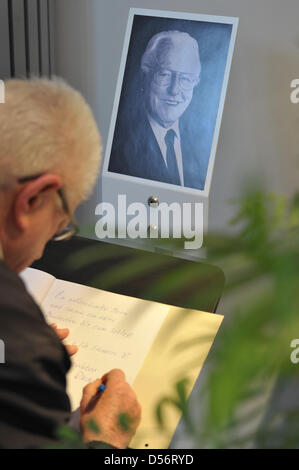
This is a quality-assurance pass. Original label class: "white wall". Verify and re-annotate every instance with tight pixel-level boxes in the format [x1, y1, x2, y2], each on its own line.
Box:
[53, 0, 299, 237]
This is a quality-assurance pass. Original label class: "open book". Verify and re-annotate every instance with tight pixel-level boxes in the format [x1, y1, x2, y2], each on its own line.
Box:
[20, 267, 223, 449]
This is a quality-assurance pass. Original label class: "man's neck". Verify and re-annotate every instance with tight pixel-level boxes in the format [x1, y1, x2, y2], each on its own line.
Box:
[147, 113, 180, 136]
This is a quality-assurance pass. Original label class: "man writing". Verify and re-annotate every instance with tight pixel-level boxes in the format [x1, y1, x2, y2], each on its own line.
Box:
[0, 78, 141, 448]
[109, 30, 205, 189]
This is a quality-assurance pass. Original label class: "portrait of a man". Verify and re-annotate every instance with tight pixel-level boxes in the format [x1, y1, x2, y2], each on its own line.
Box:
[107, 14, 235, 191]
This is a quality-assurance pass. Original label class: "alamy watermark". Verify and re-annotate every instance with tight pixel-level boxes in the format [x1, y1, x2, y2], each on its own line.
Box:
[95, 195, 203, 249]
[290, 339, 299, 364]
[290, 79, 299, 104]
[0, 80, 5, 104]
[0, 340, 5, 364]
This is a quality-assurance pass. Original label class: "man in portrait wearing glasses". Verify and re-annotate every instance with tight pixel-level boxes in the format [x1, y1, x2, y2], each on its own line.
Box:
[109, 30, 206, 189]
[0, 79, 141, 448]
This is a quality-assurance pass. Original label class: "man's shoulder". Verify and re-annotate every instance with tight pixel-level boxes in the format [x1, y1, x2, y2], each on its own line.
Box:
[0, 261, 70, 369]
[0, 259, 23, 287]
[0, 261, 71, 449]
[0, 261, 44, 325]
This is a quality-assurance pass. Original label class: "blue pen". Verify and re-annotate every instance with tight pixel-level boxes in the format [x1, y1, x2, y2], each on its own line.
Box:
[97, 384, 106, 393]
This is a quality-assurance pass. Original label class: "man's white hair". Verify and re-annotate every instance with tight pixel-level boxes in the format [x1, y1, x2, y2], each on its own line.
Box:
[141, 30, 201, 77]
[0, 77, 102, 206]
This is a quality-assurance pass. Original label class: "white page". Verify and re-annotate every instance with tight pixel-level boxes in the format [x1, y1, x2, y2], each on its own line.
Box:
[41, 279, 170, 410]
[19, 267, 56, 305]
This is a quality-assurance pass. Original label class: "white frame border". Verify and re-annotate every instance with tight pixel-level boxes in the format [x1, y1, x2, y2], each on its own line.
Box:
[102, 8, 239, 200]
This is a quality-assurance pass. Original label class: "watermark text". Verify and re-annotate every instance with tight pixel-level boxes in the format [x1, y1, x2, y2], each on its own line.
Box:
[0, 340, 5, 364]
[95, 195, 203, 249]
[0, 80, 5, 104]
[290, 79, 299, 104]
[290, 339, 299, 364]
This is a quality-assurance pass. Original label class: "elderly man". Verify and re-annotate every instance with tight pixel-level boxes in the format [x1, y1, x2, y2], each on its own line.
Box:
[0, 78, 141, 449]
[109, 30, 206, 189]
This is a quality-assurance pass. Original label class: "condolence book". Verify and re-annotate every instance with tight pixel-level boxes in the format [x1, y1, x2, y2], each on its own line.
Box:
[20, 267, 223, 448]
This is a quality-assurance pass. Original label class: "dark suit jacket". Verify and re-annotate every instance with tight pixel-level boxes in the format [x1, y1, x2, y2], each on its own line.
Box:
[0, 260, 114, 449]
[108, 106, 206, 190]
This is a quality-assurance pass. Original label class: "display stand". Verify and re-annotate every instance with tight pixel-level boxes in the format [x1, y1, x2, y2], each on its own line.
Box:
[99, 8, 238, 255]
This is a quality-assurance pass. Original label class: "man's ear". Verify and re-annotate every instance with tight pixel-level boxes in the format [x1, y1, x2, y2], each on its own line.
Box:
[14, 174, 63, 231]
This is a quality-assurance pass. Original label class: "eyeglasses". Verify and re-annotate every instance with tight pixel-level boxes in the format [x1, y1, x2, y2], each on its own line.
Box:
[52, 188, 79, 241]
[18, 174, 79, 242]
[152, 69, 199, 90]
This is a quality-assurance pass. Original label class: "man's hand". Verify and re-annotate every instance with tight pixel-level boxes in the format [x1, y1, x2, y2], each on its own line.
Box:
[80, 369, 141, 449]
[50, 323, 78, 357]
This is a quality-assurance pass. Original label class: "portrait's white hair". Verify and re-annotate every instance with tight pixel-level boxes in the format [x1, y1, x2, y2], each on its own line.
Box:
[0, 77, 102, 206]
[141, 30, 201, 78]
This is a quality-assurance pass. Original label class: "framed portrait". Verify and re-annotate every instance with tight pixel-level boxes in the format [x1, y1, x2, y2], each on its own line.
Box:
[102, 8, 238, 199]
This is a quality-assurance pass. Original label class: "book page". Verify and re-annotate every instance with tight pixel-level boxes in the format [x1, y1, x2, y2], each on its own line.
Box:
[131, 307, 223, 448]
[41, 279, 170, 410]
[19, 267, 56, 305]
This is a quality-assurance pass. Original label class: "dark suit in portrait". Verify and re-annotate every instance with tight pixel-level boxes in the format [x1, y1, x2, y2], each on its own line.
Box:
[108, 105, 206, 190]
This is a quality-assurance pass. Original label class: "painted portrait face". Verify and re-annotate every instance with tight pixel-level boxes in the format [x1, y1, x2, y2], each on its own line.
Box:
[144, 37, 200, 128]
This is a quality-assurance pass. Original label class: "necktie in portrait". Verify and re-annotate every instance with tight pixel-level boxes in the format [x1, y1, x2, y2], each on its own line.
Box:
[165, 129, 181, 186]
